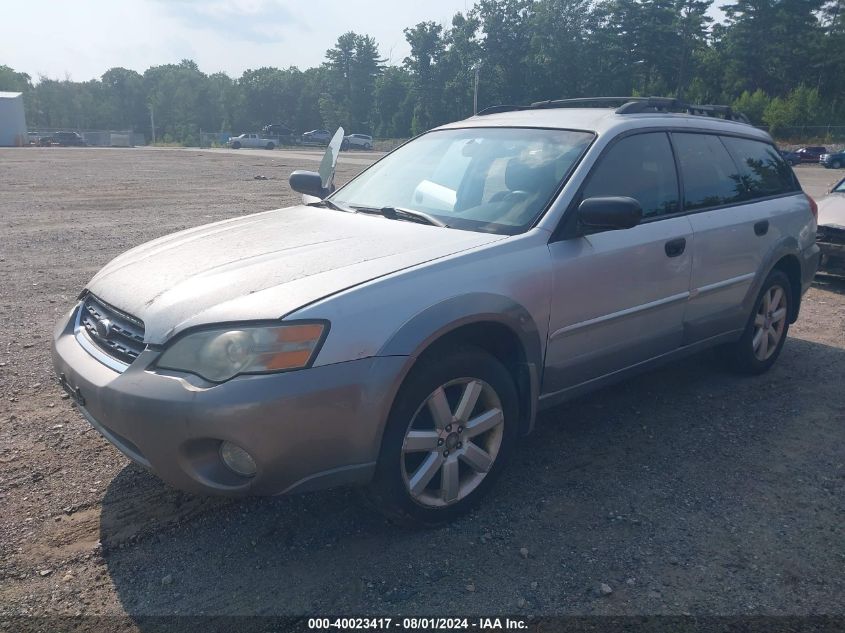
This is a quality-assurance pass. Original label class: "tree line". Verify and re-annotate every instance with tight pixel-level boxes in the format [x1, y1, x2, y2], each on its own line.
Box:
[1, 0, 843, 143]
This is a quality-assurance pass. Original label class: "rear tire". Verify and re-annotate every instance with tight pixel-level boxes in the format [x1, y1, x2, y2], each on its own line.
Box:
[718, 270, 791, 375]
[832, 160, 842, 169]
[266, 142, 274, 150]
[368, 346, 519, 526]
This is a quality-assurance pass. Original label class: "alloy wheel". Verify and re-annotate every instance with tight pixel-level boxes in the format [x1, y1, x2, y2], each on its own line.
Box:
[752, 284, 788, 361]
[400, 378, 505, 508]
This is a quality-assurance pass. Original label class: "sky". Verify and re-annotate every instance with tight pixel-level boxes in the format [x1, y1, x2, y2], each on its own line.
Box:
[1, 0, 476, 82]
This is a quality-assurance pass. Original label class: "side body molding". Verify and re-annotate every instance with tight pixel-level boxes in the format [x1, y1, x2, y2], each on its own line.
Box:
[378, 293, 544, 434]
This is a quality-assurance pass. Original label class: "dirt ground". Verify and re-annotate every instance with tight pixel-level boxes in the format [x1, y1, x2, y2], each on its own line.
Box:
[0, 148, 843, 628]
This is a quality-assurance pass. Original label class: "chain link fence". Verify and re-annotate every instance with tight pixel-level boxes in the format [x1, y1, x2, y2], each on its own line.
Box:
[769, 125, 845, 146]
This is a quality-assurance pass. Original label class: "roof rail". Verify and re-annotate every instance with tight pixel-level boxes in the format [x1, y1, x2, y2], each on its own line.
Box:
[476, 96, 750, 124]
[475, 105, 524, 115]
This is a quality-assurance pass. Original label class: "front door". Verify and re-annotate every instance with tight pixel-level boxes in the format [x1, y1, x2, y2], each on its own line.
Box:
[543, 131, 693, 397]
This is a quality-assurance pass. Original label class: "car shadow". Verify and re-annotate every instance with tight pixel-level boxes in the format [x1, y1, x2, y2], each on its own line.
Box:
[813, 274, 845, 295]
[99, 337, 845, 626]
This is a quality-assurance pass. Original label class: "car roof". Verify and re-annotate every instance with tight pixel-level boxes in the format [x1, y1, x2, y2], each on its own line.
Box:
[435, 107, 773, 142]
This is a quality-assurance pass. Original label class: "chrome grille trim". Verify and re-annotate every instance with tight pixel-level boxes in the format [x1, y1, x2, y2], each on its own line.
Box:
[74, 294, 146, 370]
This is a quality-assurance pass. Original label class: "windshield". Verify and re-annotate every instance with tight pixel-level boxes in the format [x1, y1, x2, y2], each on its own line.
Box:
[835, 179, 845, 193]
[331, 127, 594, 235]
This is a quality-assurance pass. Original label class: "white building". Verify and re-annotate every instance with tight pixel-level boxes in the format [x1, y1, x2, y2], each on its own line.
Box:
[0, 92, 27, 147]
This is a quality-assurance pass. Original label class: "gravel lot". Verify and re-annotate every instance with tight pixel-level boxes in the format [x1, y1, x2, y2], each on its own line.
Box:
[0, 148, 843, 627]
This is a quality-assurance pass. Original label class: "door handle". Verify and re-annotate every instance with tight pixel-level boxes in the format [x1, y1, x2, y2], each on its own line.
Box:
[754, 220, 769, 236]
[664, 237, 686, 258]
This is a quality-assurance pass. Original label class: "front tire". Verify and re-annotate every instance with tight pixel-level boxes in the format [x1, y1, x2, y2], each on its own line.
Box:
[368, 347, 519, 525]
[719, 270, 791, 374]
[231, 141, 241, 149]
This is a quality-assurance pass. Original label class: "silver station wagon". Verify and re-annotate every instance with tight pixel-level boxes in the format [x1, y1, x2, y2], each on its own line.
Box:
[53, 97, 820, 523]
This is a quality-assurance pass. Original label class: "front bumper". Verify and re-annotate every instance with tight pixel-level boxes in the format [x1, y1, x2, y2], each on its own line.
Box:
[52, 305, 406, 496]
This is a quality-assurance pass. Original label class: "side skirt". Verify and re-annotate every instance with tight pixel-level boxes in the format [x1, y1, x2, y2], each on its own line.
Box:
[537, 330, 743, 412]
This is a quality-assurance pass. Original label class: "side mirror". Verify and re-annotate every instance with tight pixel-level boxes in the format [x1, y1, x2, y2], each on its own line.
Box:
[578, 196, 642, 231]
[289, 170, 329, 199]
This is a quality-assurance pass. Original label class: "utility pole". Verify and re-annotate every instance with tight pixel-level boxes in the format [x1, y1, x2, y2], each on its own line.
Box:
[149, 103, 156, 145]
[473, 63, 481, 115]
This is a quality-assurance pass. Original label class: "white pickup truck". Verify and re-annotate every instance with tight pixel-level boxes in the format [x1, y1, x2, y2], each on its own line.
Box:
[228, 133, 276, 150]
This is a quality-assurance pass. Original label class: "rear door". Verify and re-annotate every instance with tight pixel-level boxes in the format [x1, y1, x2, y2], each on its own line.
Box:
[543, 131, 694, 395]
[675, 132, 799, 342]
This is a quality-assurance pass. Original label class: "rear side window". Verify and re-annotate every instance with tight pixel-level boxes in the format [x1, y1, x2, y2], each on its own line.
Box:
[721, 136, 799, 198]
[672, 133, 743, 211]
[581, 132, 679, 218]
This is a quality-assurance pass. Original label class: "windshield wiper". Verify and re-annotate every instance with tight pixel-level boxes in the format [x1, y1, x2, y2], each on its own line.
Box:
[351, 205, 447, 227]
[307, 198, 353, 213]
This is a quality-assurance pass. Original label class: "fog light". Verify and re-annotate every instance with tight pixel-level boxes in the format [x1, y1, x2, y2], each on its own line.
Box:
[219, 441, 257, 477]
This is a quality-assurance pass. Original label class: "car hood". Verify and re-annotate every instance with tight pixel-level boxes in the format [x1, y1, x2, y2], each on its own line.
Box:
[87, 205, 504, 343]
[818, 193, 845, 230]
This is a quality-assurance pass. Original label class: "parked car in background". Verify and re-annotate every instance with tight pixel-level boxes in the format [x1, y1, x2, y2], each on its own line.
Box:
[778, 149, 801, 166]
[816, 176, 845, 275]
[228, 133, 276, 150]
[819, 150, 845, 169]
[794, 146, 827, 163]
[262, 124, 296, 145]
[52, 98, 819, 524]
[39, 131, 86, 147]
[343, 133, 374, 150]
[302, 129, 332, 145]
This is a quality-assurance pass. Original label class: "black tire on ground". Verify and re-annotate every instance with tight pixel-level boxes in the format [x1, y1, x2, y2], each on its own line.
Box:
[832, 160, 842, 169]
[365, 143, 373, 150]
[367, 346, 520, 526]
[265, 142, 274, 150]
[717, 269, 792, 375]
[231, 141, 241, 149]
[341, 140, 350, 151]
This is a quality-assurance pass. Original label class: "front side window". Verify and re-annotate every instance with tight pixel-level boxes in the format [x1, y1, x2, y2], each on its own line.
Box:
[720, 136, 800, 199]
[580, 132, 679, 218]
[673, 133, 744, 210]
[331, 127, 594, 235]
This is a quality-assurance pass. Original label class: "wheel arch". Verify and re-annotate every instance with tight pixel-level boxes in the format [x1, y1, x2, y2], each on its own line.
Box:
[378, 293, 543, 436]
[772, 253, 802, 322]
[745, 237, 804, 324]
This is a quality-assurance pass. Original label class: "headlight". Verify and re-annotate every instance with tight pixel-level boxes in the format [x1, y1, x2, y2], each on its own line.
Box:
[156, 322, 327, 382]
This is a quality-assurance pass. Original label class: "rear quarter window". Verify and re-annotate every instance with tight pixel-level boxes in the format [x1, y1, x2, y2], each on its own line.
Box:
[720, 136, 800, 198]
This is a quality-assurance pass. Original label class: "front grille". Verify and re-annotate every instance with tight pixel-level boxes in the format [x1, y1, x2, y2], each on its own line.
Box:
[79, 294, 145, 365]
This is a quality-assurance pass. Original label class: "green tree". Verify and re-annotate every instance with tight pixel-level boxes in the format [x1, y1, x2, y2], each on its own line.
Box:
[323, 32, 385, 132]
[474, 0, 534, 104]
[440, 12, 482, 118]
[403, 21, 446, 134]
[720, 0, 825, 97]
[733, 88, 771, 124]
[374, 67, 412, 137]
